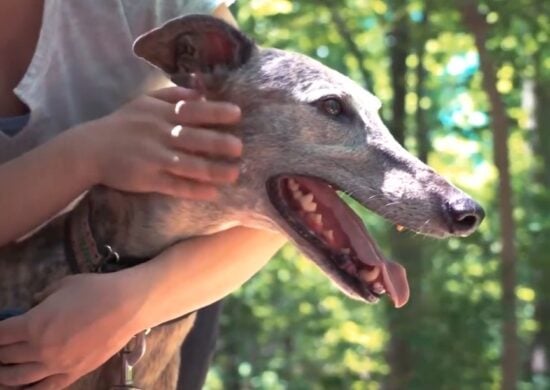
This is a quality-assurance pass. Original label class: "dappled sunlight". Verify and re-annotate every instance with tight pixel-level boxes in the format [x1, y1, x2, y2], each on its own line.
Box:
[207, 1, 550, 388]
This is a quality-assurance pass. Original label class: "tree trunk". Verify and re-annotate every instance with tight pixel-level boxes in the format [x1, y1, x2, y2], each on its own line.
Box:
[526, 51, 550, 379]
[459, 3, 519, 389]
[415, 8, 429, 165]
[384, 1, 415, 388]
[387, 0, 410, 145]
[532, 75, 550, 187]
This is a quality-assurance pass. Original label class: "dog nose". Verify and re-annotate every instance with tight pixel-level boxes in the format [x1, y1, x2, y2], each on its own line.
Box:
[444, 197, 485, 236]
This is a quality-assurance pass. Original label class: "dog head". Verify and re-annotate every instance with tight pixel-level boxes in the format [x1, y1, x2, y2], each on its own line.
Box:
[133, 15, 485, 308]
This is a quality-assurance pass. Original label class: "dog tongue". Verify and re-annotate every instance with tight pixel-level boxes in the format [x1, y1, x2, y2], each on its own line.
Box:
[379, 260, 409, 308]
[342, 208, 410, 308]
[298, 177, 410, 308]
[343, 210, 410, 308]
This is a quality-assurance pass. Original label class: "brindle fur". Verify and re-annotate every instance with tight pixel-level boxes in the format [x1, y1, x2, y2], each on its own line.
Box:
[0, 15, 483, 389]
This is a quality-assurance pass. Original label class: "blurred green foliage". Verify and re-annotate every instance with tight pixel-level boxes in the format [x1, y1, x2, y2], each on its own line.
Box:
[205, 0, 550, 388]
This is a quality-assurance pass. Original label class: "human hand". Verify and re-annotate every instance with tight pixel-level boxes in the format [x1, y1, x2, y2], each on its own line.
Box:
[0, 273, 141, 390]
[77, 86, 243, 200]
[0, 228, 286, 389]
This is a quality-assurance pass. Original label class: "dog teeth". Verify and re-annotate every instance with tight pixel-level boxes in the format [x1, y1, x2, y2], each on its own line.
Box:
[311, 213, 323, 226]
[359, 267, 380, 283]
[292, 189, 304, 200]
[287, 180, 318, 213]
[372, 282, 386, 294]
[300, 193, 317, 212]
[306, 213, 323, 230]
[288, 179, 299, 192]
[322, 229, 335, 244]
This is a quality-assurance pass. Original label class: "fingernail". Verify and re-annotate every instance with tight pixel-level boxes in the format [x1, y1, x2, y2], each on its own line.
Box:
[230, 138, 244, 156]
[227, 104, 241, 117]
[229, 167, 240, 182]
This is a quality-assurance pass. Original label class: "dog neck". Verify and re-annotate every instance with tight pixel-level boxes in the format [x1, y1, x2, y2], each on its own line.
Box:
[84, 186, 242, 258]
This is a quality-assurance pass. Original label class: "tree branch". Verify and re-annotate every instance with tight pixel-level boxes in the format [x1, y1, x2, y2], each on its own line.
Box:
[323, 2, 375, 91]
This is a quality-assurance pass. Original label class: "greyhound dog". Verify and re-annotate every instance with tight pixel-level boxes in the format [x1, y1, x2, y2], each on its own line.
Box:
[0, 15, 484, 389]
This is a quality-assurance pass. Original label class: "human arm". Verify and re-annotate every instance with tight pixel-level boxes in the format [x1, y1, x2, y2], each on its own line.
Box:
[0, 227, 286, 389]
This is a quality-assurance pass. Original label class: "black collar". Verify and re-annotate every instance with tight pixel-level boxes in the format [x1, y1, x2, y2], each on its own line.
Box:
[63, 198, 194, 328]
[64, 199, 149, 274]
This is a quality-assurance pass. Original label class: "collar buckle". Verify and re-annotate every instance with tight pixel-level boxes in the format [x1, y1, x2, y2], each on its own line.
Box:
[96, 244, 121, 272]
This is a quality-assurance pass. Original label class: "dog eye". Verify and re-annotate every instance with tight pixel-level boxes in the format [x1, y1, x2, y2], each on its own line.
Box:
[320, 98, 344, 117]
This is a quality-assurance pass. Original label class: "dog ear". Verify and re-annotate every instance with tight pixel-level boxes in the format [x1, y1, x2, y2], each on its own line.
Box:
[133, 14, 256, 90]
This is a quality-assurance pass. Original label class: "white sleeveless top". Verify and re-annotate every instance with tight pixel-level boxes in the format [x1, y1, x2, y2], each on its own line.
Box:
[0, 0, 231, 163]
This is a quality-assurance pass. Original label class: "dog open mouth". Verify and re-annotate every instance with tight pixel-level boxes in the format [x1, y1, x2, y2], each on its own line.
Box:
[267, 175, 410, 308]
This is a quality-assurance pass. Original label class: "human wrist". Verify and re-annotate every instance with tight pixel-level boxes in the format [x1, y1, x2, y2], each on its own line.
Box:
[94, 261, 174, 335]
[119, 264, 175, 332]
[32, 122, 99, 192]
[66, 120, 106, 187]
[94, 271, 153, 337]
[103, 247, 203, 332]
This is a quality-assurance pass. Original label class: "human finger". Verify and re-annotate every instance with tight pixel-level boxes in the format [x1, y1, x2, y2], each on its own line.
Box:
[0, 315, 27, 345]
[169, 125, 243, 158]
[164, 153, 240, 185]
[25, 374, 72, 390]
[175, 100, 241, 125]
[0, 362, 49, 387]
[0, 342, 34, 364]
[153, 173, 220, 200]
[149, 86, 202, 104]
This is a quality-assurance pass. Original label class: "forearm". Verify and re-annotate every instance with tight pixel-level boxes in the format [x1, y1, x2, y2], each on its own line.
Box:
[0, 125, 94, 245]
[116, 227, 287, 332]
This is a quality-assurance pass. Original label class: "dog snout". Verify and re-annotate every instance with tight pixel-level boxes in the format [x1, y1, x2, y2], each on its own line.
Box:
[443, 197, 485, 236]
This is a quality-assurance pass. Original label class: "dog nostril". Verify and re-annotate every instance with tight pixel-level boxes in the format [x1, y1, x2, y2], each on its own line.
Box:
[445, 198, 485, 235]
[455, 214, 478, 229]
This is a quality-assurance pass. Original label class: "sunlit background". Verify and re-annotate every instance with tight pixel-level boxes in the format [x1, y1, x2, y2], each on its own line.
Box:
[205, 0, 550, 388]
